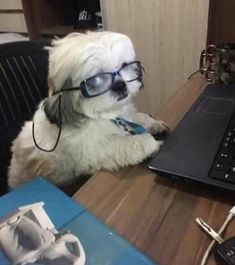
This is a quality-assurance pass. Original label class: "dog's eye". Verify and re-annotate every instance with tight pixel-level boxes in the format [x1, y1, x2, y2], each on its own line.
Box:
[85, 74, 112, 96]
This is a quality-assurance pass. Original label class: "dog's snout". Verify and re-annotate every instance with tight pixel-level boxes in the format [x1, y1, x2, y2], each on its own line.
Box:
[112, 80, 126, 91]
[111, 80, 128, 101]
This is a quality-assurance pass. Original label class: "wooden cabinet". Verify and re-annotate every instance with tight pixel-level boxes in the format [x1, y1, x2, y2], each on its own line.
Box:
[22, 0, 102, 39]
[207, 0, 235, 45]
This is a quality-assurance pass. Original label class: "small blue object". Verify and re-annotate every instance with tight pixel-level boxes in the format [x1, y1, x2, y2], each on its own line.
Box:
[0, 178, 156, 265]
[113, 117, 147, 135]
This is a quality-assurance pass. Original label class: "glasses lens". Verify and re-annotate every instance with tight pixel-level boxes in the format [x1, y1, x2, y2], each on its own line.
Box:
[119, 62, 142, 82]
[85, 73, 112, 96]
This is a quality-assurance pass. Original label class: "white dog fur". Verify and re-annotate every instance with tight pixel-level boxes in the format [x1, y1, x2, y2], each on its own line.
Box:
[8, 31, 168, 189]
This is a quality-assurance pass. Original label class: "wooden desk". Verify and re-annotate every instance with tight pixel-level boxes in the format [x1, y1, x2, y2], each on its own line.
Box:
[73, 75, 235, 265]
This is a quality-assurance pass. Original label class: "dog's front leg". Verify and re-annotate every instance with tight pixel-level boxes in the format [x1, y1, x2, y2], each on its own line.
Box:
[135, 113, 169, 135]
[107, 133, 161, 168]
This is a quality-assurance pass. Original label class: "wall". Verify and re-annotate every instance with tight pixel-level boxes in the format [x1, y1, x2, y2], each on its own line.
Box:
[101, 0, 209, 114]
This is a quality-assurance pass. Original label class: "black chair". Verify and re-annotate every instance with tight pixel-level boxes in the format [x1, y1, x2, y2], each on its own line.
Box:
[0, 41, 50, 195]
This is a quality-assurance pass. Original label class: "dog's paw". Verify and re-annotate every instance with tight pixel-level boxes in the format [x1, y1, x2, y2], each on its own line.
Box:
[141, 134, 163, 158]
[136, 113, 169, 134]
[149, 139, 164, 158]
[149, 120, 169, 135]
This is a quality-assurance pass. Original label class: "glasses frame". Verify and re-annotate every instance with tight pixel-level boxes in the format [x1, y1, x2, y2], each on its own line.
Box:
[80, 60, 143, 98]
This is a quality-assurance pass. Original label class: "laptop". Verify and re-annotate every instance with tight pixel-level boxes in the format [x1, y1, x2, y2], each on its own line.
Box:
[149, 84, 235, 191]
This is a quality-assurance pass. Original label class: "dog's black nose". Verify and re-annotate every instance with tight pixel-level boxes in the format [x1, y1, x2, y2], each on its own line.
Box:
[112, 80, 126, 91]
[111, 80, 128, 101]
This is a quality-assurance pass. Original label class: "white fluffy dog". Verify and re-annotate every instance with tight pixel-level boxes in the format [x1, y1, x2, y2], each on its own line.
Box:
[8, 31, 168, 189]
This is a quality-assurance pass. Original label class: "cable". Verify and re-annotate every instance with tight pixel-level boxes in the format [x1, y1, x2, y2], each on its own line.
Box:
[200, 207, 235, 265]
[52, 87, 80, 96]
[32, 93, 62, 152]
[187, 69, 201, 80]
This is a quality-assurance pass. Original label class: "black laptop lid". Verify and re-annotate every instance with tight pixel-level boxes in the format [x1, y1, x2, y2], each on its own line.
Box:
[149, 84, 235, 190]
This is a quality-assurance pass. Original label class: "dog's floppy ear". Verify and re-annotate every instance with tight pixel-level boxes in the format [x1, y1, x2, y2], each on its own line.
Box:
[43, 93, 61, 126]
[43, 79, 83, 126]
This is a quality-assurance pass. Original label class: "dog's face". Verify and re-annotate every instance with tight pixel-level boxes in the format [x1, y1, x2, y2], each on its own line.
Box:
[44, 32, 143, 124]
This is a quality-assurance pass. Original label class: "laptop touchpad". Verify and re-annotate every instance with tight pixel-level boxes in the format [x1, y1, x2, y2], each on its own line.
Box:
[195, 97, 234, 115]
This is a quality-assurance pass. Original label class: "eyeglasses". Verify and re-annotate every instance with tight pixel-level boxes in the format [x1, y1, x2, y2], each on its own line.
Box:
[80, 60, 143, 98]
[52, 61, 144, 98]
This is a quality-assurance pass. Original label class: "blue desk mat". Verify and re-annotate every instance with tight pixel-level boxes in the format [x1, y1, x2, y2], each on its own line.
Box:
[0, 178, 156, 265]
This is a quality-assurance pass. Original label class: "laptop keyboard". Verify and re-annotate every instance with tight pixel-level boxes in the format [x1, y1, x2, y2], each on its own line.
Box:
[210, 117, 235, 183]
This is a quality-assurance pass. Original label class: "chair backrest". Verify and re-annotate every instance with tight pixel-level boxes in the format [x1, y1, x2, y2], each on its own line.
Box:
[0, 41, 50, 195]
